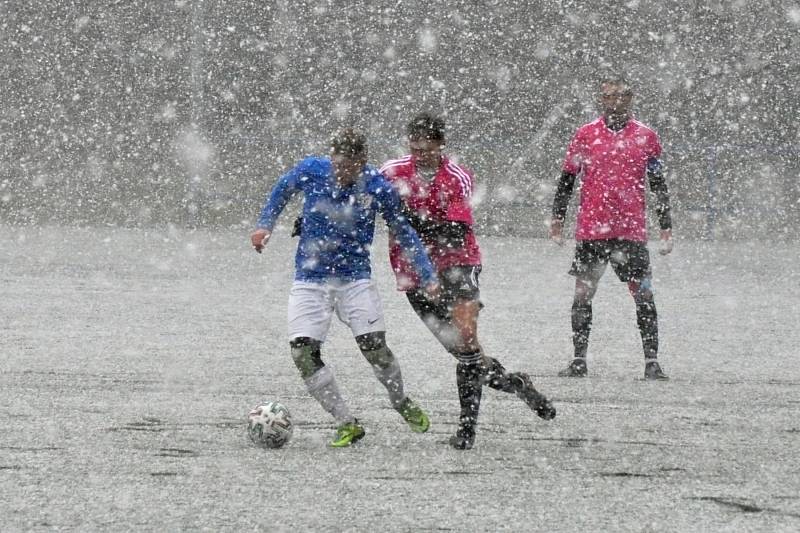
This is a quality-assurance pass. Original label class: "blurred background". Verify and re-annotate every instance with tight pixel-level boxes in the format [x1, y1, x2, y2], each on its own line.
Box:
[1, 0, 798, 239]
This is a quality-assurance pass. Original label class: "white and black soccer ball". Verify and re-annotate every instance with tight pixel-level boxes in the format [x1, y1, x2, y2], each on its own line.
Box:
[247, 401, 293, 449]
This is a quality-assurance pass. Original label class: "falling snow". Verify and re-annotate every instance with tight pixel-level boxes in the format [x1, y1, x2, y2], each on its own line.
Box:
[1, 1, 800, 531]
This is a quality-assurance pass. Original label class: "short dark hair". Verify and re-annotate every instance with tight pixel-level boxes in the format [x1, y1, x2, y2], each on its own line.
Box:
[330, 128, 368, 159]
[406, 113, 445, 141]
[599, 77, 633, 95]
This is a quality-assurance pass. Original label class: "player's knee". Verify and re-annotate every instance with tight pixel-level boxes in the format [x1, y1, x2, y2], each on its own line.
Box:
[290, 337, 323, 379]
[575, 278, 598, 301]
[451, 317, 478, 350]
[573, 292, 592, 307]
[355, 331, 386, 352]
[355, 332, 395, 368]
[628, 278, 654, 302]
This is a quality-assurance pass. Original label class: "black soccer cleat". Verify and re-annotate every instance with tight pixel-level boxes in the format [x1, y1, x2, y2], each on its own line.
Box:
[449, 425, 476, 450]
[510, 373, 556, 420]
[558, 359, 588, 377]
[644, 361, 669, 381]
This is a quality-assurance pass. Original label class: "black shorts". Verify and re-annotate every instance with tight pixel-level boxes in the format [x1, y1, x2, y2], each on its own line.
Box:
[406, 265, 482, 321]
[569, 239, 651, 282]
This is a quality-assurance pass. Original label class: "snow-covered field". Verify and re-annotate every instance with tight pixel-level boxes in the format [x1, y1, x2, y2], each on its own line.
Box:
[2, 225, 799, 531]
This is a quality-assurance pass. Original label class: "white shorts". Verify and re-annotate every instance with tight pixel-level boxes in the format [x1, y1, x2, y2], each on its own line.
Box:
[287, 279, 386, 342]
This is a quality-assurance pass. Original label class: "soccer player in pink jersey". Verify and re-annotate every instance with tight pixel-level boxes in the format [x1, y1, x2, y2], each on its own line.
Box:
[549, 78, 673, 380]
[381, 113, 556, 450]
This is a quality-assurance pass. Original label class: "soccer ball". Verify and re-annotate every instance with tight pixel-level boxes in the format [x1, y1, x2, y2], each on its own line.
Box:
[247, 401, 293, 449]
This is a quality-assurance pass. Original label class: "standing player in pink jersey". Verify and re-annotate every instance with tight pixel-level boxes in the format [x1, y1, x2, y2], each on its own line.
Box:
[550, 78, 673, 380]
[382, 113, 556, 450]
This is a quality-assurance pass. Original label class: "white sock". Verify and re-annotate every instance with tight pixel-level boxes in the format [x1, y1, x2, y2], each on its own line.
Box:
[371, 358, 406, 409]
[305, 366, 354, 424]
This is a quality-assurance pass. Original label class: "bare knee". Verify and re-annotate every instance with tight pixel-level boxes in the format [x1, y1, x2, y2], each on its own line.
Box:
[451, 300, 480, 352]
[574, 278, 598, 304]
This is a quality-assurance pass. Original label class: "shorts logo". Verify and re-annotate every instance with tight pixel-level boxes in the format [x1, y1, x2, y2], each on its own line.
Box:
[367, 318, 380, 325]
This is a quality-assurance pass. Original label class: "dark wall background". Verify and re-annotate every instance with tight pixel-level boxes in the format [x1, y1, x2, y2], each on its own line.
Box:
[2, 1, 798, 238]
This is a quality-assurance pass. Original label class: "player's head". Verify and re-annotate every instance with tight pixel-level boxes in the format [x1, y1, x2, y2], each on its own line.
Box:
[406, 112, 445, 169]
[330, 127, 368, 185]
[598, 77, 633, 121]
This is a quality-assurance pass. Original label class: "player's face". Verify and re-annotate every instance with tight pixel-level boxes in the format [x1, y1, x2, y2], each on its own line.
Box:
[332, 154, 366, 186]
[599, 83, 633, 118]
[409, 136, 444, 169]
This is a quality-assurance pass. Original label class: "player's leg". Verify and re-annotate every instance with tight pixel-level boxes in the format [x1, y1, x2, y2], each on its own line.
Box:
[405, 286, 485, 443]
[627, 279, 667, 379]
[405, 288, 462, 354]
[337, 279, 430, 432]
[429, 266, 515, 392]
[559, 241, 606, 377]
[439, 292, 482, 449]
[447, 266, 556, 441]
[287, 281, 363, 447]
[444, 266, 557, 419]
[354, 330, 430, 433]
[615, 242, 668, 380]
[406, 281, 518, 396]
[466, 331, 556, 420]
[451, 346, 483, 450]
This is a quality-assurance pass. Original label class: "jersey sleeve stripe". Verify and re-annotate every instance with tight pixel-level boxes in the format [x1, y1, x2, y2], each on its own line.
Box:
[446, 162, 473, 197]
[379, 156, 412, 174]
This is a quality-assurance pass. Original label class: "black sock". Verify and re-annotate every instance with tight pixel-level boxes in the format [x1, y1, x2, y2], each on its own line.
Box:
[455, 362, 483, 432]
[636, 299, 659, 360]
[571, 301, 592, 361]
[482, 357, 516, 393]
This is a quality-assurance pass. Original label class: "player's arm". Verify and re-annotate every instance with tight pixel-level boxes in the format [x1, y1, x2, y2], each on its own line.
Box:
[550, 131, 582, 244]
[250, 163, 303, 252]
[375, 183, 438, 290]
[647, 157, 672, 231]
[551, 171, 577, 223]
[549, 171, 577, 244]
[401, 204, 469, 249]
[647, 157, 673, 255]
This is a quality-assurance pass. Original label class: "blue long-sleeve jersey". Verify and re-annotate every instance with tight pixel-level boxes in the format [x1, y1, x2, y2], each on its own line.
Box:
[256, 156, 437, 286]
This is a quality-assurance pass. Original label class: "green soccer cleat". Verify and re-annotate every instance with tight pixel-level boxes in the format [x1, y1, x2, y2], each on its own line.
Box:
[397, 397, 430, 433]
[330, 420, 366, 448]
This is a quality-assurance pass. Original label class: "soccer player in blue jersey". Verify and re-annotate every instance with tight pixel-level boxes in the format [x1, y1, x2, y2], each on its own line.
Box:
[250, 128, 440, 447]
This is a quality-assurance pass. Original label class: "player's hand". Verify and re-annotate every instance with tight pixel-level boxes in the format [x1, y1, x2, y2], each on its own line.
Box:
[549, 219, 564, 246]
[250, 228, 271, 253]
[423, 281, 441, 301]
[658, 229, 673, 256]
